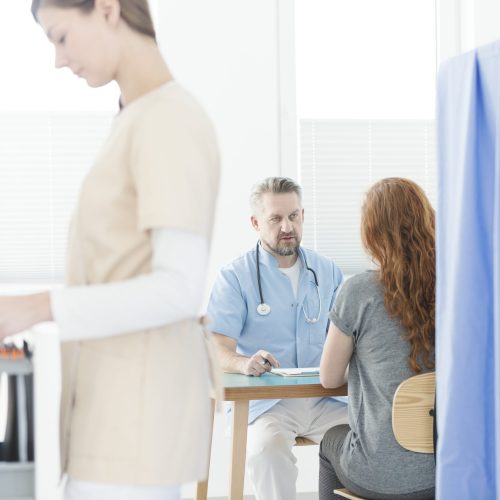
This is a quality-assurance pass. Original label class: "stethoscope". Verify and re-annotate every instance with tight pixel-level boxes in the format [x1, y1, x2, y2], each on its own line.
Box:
[255, 241, 322, 323]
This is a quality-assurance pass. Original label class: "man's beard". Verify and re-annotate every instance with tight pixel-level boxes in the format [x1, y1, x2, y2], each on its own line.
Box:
[265, 234, 301, 256]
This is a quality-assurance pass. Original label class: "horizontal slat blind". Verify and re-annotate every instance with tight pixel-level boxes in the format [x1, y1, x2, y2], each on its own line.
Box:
[300, 119, 436, 275]
[0, 113, 113, 282]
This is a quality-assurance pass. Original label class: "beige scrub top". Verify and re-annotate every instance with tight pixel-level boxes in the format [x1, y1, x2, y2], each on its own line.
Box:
[59, 82, 220, 485]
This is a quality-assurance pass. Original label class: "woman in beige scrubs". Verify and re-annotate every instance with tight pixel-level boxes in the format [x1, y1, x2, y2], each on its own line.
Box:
[0, 1, 219, 499]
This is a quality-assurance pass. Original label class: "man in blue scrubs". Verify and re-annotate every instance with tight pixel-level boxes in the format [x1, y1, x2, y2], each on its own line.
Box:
[207, 177, 348, 500]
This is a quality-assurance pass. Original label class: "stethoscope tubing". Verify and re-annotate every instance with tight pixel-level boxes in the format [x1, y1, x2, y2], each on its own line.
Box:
[255, 241, 322, 323]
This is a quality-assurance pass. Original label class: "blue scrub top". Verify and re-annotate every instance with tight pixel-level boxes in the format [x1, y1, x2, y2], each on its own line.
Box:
[207, 244, 343, 423]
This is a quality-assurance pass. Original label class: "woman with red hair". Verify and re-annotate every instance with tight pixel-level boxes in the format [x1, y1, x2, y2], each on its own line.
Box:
[319, 178, 435, 499]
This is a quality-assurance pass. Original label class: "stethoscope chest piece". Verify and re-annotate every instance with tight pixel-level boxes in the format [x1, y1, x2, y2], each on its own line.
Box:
[257, 303, 271, 316]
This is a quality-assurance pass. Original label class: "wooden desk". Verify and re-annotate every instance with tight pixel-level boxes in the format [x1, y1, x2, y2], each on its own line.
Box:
[196, 373, 348, 500]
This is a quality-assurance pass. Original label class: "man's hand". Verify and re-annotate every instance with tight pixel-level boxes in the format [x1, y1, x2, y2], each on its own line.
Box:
[212, 333, 281, 376]
[241, 350, 280, 376]
[0, 293, 52, 341]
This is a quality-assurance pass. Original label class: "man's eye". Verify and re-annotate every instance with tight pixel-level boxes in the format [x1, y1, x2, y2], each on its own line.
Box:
[290, 213, 297, 219]
[58, 35, 66, 45]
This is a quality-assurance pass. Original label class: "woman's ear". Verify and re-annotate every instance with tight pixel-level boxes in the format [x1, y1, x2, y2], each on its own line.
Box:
[95, 0, 120, 27]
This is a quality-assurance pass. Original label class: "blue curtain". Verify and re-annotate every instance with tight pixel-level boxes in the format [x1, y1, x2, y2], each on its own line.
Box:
[436, 40, 500, 499]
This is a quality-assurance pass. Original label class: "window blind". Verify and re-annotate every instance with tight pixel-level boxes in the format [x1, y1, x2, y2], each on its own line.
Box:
[0, 113, 113, 283]
[300, 119, 436, 275]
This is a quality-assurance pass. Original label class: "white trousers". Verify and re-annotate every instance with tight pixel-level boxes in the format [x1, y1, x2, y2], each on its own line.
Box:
[64, 479, 181, 500]
[246, 397, 348, 500]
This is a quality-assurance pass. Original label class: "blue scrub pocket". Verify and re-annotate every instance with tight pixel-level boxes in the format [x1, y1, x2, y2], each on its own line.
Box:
[308, 322, 327, 345]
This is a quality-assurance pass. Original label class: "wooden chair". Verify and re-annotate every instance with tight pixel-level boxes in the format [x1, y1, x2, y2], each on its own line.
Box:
[334, 371, 436, 500]
[295, 436, 316, 446]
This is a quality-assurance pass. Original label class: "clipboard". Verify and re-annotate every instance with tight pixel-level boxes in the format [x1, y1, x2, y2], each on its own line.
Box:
[270, 367, 320, 377]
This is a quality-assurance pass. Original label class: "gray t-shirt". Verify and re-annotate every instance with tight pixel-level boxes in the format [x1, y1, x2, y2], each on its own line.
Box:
[330, 271, 434, 494]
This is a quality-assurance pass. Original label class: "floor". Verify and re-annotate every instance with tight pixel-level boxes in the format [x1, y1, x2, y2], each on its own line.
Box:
[208, 494, 318, 500]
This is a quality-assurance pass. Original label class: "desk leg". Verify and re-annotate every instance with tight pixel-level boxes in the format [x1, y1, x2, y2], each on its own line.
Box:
[195, 399, 215, 500]
[229, 400, 249, 500]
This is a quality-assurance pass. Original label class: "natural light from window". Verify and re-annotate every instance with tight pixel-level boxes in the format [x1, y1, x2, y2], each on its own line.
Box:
[295, 0, 436, 120]
[295, 0, 437, 274]
[0, 0, 160, 284]
[0, 0, 119, 112]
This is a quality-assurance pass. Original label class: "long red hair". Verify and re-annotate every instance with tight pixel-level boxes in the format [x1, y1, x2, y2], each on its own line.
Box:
[361, 178, 435, 373]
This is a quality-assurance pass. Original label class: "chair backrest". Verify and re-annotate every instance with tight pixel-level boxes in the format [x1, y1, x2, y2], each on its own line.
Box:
[392, 371, 435, 453]
[294, 436, 316, 446]
[334, 372, 436, 500]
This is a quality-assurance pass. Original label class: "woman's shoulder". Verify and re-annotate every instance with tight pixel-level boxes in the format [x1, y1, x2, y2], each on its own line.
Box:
[117, 82, 205, 125]
[125, 82, 182, 118]
[341, 270, 381, 294]
[334, 271, 383, 313]
[116, 82, 217, 151]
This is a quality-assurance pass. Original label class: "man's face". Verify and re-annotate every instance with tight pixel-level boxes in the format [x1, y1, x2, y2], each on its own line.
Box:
[251, 192, 304, 257]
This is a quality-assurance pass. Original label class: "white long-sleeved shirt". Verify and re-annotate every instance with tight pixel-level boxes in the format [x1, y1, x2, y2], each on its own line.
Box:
[50, 228, 208, 341]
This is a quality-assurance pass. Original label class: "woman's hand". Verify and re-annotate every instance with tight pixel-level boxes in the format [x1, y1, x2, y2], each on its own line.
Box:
[0, 292, 52, 341]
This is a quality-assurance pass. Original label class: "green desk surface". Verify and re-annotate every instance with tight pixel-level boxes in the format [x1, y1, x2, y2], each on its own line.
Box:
[224, 372, 322, 387]
[223, 372, 347, 401]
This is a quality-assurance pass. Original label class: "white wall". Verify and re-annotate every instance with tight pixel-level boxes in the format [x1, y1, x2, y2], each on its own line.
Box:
[157, 0, 282, 294]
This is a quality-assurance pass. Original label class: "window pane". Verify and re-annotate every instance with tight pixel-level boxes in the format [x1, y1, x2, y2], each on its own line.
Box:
[0, 0, 119, 112]
[296, 0, 436, 120]
[0, 0, 118, 283]
[295, 0, 437, 274]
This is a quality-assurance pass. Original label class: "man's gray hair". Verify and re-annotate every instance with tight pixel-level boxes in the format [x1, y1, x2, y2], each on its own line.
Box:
[249, 177, 302, 214]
